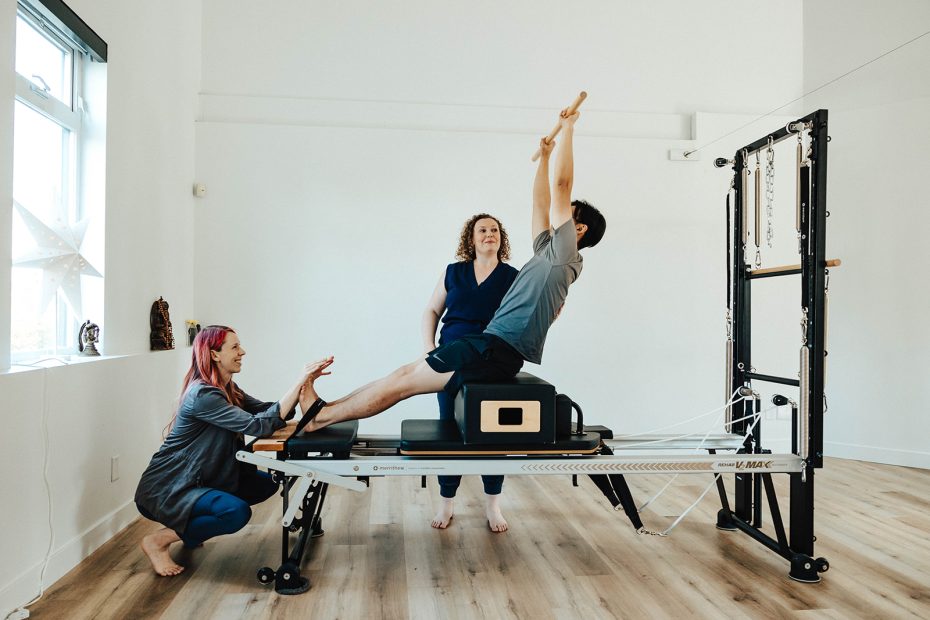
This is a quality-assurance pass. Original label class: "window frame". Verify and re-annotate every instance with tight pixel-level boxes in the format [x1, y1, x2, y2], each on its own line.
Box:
[11, 4, 89, 362]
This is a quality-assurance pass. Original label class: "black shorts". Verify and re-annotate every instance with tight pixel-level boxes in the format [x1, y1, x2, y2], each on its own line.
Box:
[425, 333, 524, 397]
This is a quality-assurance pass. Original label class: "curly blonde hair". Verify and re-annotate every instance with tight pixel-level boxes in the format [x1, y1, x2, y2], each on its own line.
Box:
[455, 213, 511, 262]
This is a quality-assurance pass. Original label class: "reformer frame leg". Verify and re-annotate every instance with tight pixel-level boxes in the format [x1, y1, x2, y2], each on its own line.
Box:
[711, 449, 737, 531]
[788, 467, 828, 582]
[257, 474, 332, 595]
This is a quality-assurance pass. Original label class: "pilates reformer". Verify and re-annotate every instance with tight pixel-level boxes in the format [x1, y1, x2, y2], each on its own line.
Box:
[237, 109, 835, 595]
[237, 377, 782, 595]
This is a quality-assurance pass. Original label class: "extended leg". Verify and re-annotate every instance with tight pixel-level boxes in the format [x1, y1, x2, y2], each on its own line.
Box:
[306, 358, 451, 431]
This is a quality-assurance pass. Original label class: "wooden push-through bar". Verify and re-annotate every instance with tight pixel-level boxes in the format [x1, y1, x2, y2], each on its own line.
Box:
[749, 258, 841, 279]
[531, 91, 587, 162]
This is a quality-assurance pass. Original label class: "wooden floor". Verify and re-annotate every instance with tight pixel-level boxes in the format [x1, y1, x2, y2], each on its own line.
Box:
[27, 458, 930, 619]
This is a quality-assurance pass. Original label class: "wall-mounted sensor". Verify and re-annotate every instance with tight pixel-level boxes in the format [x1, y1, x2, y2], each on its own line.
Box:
[193, 183, 206, 197]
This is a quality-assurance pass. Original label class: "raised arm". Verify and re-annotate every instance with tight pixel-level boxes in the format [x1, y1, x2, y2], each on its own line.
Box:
[421, 271, 448, 353]
[550, 110, 579, 229]
[532, 137, 556, 239]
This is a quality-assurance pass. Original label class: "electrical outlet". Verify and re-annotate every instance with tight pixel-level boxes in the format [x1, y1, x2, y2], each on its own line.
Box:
[110, 455, 119, 482]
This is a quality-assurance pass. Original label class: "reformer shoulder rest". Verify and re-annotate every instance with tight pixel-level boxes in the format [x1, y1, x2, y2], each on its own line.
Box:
[250, 420, 359, 459]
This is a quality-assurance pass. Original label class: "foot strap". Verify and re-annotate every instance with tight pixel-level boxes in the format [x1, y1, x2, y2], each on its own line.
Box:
[307, 398, 327, 418]
[290, 398, 329, 438]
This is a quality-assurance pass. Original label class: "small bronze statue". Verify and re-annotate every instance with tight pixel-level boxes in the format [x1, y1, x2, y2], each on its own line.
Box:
[79, 320, 100, 356]
[150, 297, 175, 350]
[185, 320, 202, 346]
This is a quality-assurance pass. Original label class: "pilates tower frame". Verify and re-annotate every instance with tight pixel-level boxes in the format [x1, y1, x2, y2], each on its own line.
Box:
[718, 109, 830, 582]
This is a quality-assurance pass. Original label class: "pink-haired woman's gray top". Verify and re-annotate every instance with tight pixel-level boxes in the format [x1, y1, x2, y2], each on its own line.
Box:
[134, 381, 288, 533]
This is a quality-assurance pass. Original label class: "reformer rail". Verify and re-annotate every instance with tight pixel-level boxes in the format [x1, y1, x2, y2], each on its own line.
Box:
[238, 449, 806, 480]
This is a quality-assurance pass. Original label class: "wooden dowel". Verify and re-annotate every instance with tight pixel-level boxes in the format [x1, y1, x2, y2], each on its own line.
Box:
[531, 91, 587, 162]
[750, 258, 841, 276]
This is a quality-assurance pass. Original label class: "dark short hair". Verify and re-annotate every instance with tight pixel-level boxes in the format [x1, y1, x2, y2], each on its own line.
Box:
[572, 199, 606, 250]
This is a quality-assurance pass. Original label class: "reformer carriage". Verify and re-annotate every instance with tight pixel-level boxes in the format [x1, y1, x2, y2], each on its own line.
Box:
[237, 109, 835, 595]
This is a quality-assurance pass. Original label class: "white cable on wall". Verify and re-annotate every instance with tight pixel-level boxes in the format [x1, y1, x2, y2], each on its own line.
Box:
[5, 361, 64, 620]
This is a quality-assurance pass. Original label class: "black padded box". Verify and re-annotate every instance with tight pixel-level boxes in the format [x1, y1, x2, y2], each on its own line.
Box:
[285, 420, 358, 459]
[454, 372, 556, 445]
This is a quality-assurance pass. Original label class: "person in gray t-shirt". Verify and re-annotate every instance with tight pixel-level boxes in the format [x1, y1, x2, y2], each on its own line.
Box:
[297, 108, 606, 437]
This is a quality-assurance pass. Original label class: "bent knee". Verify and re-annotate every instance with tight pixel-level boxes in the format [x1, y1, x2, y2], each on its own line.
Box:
[218, 501, 252, 532]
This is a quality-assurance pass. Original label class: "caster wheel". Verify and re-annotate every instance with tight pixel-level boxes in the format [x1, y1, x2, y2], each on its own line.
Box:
[816, 557, 830, 573]
[789, 554, 821, 583]
[257, 566, 275, 584]
[276, 562, 311, 595]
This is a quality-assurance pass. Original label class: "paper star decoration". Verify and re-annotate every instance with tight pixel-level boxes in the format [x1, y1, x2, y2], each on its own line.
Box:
[13, 201, 102, 318]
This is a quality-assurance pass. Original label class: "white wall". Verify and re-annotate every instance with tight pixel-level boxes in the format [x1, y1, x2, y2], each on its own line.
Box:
[194, 0, 804, 444]
[2, 0, 927, 614]
[0, 0, 201, 614]
[200, 0, 801, 115]
[802, 0, 930, 467]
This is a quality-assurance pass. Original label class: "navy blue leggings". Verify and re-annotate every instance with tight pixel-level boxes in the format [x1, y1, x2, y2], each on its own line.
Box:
[437, 391, 504, 498]
[181, 470, 278, 547]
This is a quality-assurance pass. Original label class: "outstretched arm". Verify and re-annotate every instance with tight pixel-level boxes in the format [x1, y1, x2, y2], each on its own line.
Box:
[550, 110, 579, 230]
[532, 137, 556, 239]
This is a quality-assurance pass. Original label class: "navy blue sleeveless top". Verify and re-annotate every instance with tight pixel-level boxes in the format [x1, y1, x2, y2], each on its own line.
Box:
[439, 261, 519, 345]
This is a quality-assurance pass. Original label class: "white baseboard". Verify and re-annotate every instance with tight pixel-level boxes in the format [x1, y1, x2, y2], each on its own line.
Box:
[825, 441, 930, 470]
[0, 500, 140, 618]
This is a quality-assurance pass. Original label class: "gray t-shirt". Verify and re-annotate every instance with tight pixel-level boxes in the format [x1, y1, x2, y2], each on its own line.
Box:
[484, 218, 582, 364]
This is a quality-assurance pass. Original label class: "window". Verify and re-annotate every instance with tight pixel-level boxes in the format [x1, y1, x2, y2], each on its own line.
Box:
[11, 1, 106, 361]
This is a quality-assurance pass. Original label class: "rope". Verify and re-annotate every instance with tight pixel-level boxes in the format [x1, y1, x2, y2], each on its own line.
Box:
[613, 387, 747, 440]
[611, 395, 757, 450]
[638, 406, 772, 538]
[685, 28, 930, 158]
[636, 405, 767, 511]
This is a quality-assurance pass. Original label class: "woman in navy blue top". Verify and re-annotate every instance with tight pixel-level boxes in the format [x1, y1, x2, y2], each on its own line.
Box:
[421, 213, 518, 531]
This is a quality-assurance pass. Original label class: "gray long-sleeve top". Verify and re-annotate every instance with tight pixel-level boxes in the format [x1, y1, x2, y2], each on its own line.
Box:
[134, 381, 288, 533]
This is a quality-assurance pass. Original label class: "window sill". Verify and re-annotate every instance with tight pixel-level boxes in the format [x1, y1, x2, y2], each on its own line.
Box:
[2, 353, 129, 375]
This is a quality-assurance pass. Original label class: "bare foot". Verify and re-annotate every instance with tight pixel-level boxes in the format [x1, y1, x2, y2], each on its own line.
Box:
[304, 416, 323, 433]
[486, 494, 508, 533]
[141, 528, 185, 576]
[298, 383, 321, 414]
[431, 498, 454, 529]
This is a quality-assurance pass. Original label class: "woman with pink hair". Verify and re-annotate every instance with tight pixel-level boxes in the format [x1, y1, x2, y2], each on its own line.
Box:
[134, 325, 332, 576]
